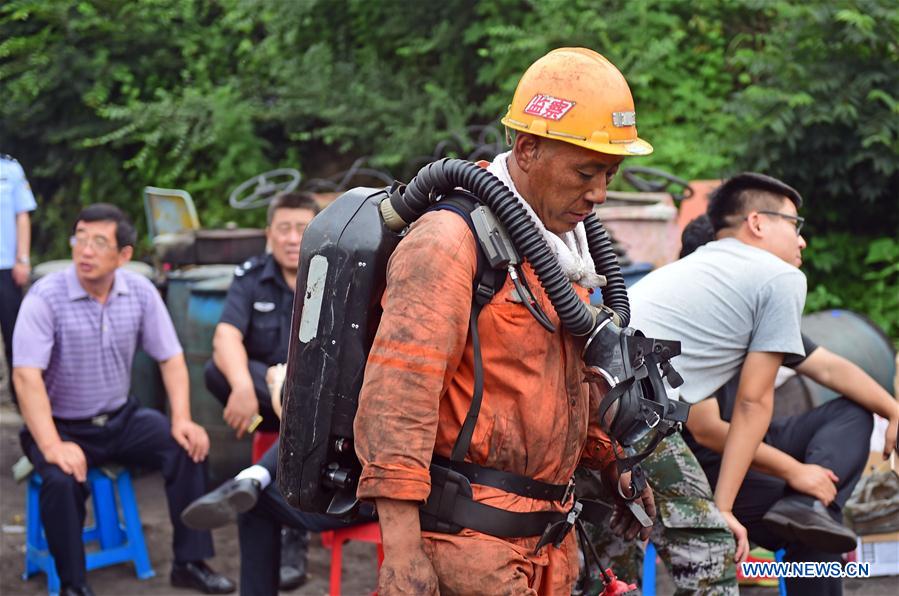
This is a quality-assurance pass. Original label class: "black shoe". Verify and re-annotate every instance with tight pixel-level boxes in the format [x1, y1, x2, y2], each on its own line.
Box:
[171, 561, 236, 594]
[763, 496, 858, 553]
[279, 527, 309, 591]
[279, 564, 307, 591]
[61, 585, 95, 596]
[181, 478, 260, 530]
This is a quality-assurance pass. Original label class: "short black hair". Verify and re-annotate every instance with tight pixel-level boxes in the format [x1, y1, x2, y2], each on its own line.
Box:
[679, 214, 715, 258]
[707, 172, 803, 233]
[73, 203, 137, 249]
[266, 191, 321, 225]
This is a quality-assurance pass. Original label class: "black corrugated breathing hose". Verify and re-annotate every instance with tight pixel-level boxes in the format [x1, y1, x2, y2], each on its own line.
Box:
[583, 215, 630, 326]
[390, 158, 631, 333]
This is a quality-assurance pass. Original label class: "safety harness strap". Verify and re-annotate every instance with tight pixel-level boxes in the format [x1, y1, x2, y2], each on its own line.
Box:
[422, 491, 568, 538]
[425, 194, 507, 463]
[421, 464, 614, 548]
[614, 425, 676, 472]
[452, 303, 487, 462]
[431, 454, 570, 502]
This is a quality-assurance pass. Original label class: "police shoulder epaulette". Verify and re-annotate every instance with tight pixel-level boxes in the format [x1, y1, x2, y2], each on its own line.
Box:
[234, 256, 264, 277]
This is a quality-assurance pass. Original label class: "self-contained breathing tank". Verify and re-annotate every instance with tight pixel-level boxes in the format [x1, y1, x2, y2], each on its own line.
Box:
[277, 186, 400, 515]
[278, 159, 688, 517]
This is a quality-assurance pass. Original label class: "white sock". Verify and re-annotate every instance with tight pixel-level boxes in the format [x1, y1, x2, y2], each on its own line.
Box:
[235, 465, 271, 489]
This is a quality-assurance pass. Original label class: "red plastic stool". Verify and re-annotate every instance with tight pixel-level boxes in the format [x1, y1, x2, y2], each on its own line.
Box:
[251, 430, 278, 464]
[320, 522, 383, 596]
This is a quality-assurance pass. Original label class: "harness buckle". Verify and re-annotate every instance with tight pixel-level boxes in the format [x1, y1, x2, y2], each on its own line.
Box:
[420, 464, 472, 534]
[534, 500, 582, 554]
[473, 282, 496, 305]
[561, 476, 575, 504]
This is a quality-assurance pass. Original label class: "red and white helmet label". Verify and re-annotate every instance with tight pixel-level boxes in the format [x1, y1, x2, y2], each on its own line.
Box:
[523, 94, 575, 121]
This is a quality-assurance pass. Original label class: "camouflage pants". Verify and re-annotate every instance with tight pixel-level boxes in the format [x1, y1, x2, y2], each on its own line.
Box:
[579, 433, 738, 595]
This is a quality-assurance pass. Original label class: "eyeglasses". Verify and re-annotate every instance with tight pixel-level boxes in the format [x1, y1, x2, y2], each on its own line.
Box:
[69, 234, 117, 252]
[755, 210, 805, 236]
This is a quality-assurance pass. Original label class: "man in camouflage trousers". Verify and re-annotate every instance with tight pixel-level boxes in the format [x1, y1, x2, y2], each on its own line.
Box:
[580, 434, 736, 594]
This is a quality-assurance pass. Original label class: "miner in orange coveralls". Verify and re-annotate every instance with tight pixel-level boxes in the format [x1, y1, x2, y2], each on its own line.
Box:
[355, 48, 658, 595]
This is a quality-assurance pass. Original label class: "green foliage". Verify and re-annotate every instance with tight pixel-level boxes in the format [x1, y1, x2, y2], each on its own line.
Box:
[1, 0, 896, 338]
[469, 0, 749, 180]
[803, 234, 899, 342]
[0, 0, 276, 255]
[728, 0, 899, 236]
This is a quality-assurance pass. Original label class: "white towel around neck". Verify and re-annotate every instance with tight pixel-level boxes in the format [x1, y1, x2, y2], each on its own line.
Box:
[486, 151, 605, 289]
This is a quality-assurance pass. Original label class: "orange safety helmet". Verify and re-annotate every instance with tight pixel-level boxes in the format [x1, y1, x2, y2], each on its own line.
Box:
[501, 47, 653, 157]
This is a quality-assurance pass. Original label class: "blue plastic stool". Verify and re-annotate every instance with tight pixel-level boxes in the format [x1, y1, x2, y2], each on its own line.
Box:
[642, 543, 788, 596]
[23, 467, 155, 595]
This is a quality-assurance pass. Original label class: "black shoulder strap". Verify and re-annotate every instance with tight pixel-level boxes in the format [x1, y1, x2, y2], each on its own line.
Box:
[427, 193, 507, 462]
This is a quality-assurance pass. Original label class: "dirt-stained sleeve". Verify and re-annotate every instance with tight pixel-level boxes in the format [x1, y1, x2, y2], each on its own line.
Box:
[579, 382, 623, 472]
[355, 210, 478, 503]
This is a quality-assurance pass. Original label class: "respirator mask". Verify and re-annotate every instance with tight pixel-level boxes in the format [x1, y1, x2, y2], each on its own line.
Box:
[582, 308, 690, 481]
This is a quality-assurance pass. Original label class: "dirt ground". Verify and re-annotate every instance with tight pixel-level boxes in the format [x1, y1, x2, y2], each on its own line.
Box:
[0, 393, 895, 595]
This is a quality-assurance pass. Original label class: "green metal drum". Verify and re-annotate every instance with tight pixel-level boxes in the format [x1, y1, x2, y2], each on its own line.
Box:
[799, 309, 896, 407]
[164, 265, 235, 341]
[180, 270, 255, 484]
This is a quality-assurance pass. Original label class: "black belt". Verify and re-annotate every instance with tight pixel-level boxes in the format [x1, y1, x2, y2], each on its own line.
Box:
[53, 399, 131, 427]
[431, 455, 572, 502]
[421, 463, 613, 552]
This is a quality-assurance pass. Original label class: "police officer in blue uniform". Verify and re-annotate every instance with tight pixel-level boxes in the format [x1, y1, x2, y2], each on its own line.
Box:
[0, 154, 37, 401]
[201, 191, 319, 591]
[203, 192, 318, 435]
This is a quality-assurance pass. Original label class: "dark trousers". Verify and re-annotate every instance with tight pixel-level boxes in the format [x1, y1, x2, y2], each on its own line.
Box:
[700, 397, 873, 596]
[1, 269, 23, 402]
[20, 398, 214, 587]
[237, 442, 371, 596]
[203, 359, 280, 432]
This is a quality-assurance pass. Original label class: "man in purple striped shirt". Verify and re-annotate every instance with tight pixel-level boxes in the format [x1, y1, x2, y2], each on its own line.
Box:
[13, 204, 234, 596]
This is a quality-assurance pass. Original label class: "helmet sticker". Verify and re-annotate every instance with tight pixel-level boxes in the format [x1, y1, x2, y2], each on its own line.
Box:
[524, 94, 575, 121]
[612, 111, 636, 127]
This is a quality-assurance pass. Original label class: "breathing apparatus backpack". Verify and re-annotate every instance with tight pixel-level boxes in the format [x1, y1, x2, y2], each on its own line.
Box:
[278, 159, 689, 538]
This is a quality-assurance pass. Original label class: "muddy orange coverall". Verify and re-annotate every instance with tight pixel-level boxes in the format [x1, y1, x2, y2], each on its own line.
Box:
[355, 210, 618, 594]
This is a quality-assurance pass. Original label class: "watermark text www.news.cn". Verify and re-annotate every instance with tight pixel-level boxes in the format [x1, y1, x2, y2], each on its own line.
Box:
[741, 561, 870, 579]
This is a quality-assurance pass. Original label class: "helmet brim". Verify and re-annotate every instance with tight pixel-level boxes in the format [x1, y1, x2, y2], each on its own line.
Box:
[502, 118, 654, 157]
[578, 137, 654, 157]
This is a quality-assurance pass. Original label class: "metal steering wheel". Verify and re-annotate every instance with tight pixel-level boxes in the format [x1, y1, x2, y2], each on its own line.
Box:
[621, 166, 694, 202]
[229, 168, 302, 210]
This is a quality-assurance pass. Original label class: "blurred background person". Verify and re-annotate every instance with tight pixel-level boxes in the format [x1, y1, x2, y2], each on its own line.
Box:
[0, 153, 37, 404]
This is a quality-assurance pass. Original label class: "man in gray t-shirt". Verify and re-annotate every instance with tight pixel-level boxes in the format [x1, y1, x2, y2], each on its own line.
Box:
[677, 214, 897, 596]
[630, 236, 806, 404]
[589, 173, 810, 593]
